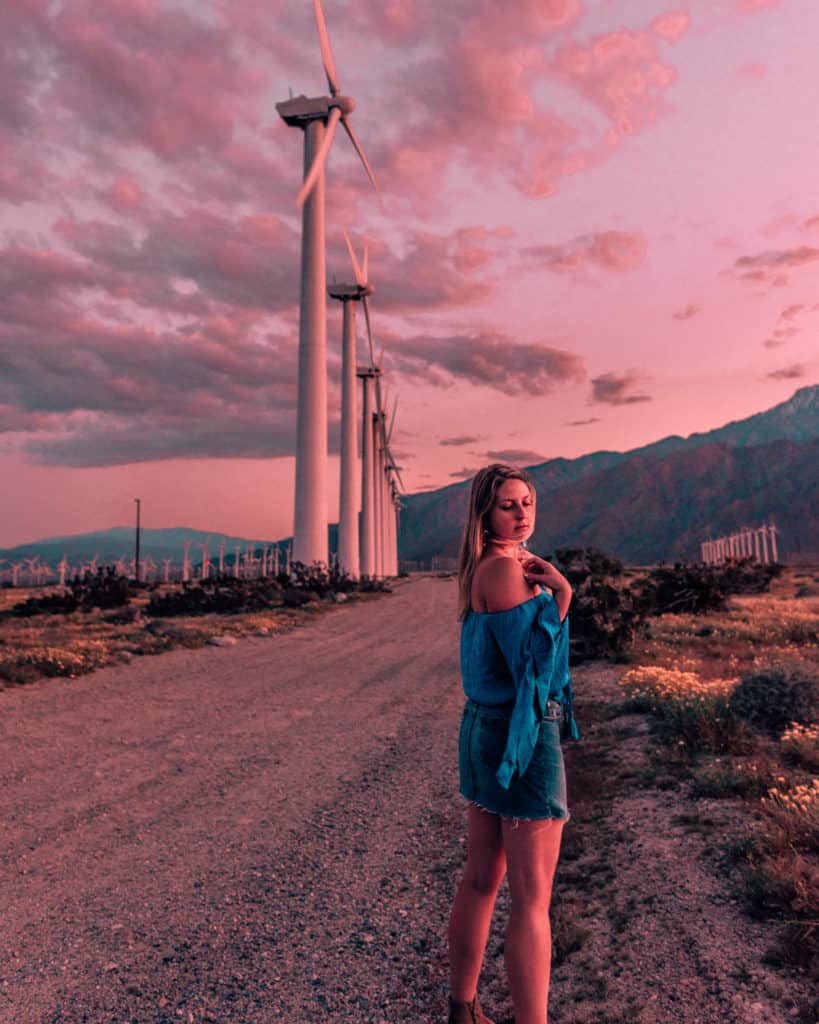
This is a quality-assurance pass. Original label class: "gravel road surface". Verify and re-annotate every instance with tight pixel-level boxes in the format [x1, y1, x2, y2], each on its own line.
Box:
[1, 575, 809, 1024]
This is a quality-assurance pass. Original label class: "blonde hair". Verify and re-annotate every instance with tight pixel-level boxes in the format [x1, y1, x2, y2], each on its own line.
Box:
[456, 463, 535, 621]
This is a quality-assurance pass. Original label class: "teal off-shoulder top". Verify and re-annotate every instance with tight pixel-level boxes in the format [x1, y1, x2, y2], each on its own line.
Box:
[460, 590, 580, 790]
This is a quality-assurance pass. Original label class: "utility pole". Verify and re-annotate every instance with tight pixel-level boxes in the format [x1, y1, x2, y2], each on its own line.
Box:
[134, 498, 141, 583]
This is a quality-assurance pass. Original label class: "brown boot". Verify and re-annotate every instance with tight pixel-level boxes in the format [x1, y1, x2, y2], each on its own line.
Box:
[447, 992, 495, 1024]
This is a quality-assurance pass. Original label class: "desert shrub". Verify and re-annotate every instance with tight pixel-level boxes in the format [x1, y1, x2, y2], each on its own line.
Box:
[690, 759, 778, 799]
[635, 559, 782, 617]
[781, 722, 819, 772]
[5, 591, 79, 617]
[289, 560, 357, 596]
[552, 547, 646, 664]
[618, 666, 752, 754]
[0, 644, 109, 682]
[738, 782, 819, 971]
[5, 567, 131, 617]
[147, 576, 284, 617]
[728, 660, 819, 737]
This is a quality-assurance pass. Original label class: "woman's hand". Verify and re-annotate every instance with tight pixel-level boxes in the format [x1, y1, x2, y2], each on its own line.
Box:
[517, 551, 571, 593]
[518, 551, 572, 622]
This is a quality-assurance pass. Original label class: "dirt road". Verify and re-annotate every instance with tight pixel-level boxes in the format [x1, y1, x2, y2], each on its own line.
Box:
[0, 576, 807, 1023]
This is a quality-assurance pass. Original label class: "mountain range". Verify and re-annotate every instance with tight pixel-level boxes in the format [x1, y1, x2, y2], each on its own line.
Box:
[2, 385, 817, 569]
[397, 384, 819, 565]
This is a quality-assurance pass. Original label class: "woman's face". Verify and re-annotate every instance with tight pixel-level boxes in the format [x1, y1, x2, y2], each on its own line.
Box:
[487, 478, 535, 545]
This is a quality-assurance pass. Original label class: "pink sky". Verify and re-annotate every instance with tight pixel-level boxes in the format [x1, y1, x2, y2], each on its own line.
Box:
[1, 0, 817, 548]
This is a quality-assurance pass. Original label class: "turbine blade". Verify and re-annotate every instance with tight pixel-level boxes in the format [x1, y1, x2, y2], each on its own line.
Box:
[362, 295, 375, 367]
[343, 229, 365, 287]
[388, 395, 398, 443]
[362, 245, 368, 284]
[295, 106, 341, 208]
[313, 0, 340, 96]
[341, 116, 380, 199]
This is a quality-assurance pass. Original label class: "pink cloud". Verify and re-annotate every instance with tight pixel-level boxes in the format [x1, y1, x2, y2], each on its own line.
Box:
[651, 10, 691, 43]
[388, 329, 585, 395]
[485, 448, 548, 466]
[566, 417, 601, 426]
[731, 246, 819, 286]
[737, 62, 767, 78]
[766, 364, 805, 380]
[109, 176, 143, 211]
[526, 230, 647, 275]
[673, 303, 701, 320]
[739, 0, 780, 12]
[551, 29, 677, 140]
[440, 436, 482, 447]
[779, 304, 803, 320]
[351, 230, 495, 313]
[589, 371, 652, 405]
[451, 226, 513, 275]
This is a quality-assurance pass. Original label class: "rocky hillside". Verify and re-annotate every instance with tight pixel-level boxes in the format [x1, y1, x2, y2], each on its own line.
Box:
[398, 386, 819, 565]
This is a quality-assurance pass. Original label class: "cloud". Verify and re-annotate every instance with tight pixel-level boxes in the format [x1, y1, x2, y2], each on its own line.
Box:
[673, 303, 700, 320]
[524, 230, 647, 276]
[440, 436, 482, 447]
[780, 305, 803, 321]
[388, 330, 585, 395]
[651, 11, 691, 43]
[766, 364, 806, 380]
[762, 338, 784, 349]
[485, 449, 548, 466]
[450, 466, 480, 480]
[550, 28, 678, 143]
[565, 416, 601, 426]
[737, 62, 767, 78]
[729, 246, 819, 287]
[736, 247, 819, 271]
[739, 0, 780, 12]
[802, 215, 819, 233]
[589, 371, 652, 405]
[344, 4, 681, 205]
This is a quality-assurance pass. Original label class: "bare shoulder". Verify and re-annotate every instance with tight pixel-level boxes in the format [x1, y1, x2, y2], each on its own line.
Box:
[473, 556, 532, 614]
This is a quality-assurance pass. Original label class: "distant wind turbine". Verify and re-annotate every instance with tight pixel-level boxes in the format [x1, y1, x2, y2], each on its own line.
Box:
[328, 232, 375, 578]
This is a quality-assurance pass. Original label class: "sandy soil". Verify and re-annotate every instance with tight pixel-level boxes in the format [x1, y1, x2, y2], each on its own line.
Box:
[0, 575, 810, 1023]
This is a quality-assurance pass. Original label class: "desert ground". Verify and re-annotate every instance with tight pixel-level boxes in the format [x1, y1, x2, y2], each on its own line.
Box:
[0, 574, 814, 1024]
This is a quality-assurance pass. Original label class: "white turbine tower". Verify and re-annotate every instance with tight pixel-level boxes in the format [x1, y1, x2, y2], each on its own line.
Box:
[276, 0, 379, 568]
[328, 232, 375, 578]
[199, 536, 211, 581]
[182, 541, 192, 583]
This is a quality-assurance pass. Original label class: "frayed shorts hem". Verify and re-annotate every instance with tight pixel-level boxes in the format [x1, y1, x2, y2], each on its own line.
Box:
[459, 791, 570, 828]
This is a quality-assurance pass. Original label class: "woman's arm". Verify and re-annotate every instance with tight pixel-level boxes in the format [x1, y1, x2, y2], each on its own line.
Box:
[477, 557, 534, 614]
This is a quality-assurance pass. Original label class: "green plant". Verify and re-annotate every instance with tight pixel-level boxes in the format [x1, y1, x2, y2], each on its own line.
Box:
[729, 660, 819, 737]
[552, 546, 647, 664]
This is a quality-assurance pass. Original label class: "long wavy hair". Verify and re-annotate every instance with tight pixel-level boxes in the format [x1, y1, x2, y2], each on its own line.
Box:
[456, 463, 535, 621]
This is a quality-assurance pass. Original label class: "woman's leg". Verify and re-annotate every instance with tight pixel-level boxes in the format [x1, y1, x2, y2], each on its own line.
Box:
[502, 817, 564, 1024]
[448, 803, 507, 1001]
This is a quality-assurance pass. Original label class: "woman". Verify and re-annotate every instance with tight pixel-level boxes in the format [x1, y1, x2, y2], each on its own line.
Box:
[447, 463, 578, 1024]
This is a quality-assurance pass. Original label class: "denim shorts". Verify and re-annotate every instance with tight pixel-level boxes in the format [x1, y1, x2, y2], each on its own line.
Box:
[458, 697, 570, 823]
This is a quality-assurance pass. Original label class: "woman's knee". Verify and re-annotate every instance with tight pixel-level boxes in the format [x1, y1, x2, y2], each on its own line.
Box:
[507, 877, 555, 909]
[463, 855, 506, 895]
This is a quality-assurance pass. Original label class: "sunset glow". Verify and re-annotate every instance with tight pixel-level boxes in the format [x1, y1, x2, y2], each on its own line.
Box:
[2, 0, 817, 547]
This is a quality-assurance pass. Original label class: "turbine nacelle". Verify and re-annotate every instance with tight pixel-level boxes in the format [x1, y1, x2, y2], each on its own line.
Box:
[276, 94, 355, 127]
[327, 282, 374, 300]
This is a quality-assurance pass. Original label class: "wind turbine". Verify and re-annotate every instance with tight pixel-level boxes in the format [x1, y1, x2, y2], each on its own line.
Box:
[329, 232, 375, 578]
[277, 0, 379, 568]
